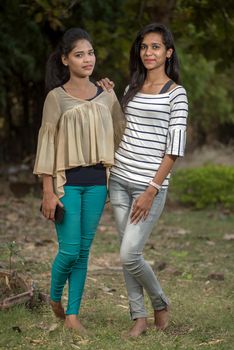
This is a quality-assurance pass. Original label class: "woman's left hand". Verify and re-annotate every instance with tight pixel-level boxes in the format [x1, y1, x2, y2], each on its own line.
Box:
[130, 188, 157, 224]
[96, 77, 115, 92]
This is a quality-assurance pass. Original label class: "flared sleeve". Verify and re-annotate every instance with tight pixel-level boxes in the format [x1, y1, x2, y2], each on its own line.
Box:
[33, 90, 61, 176]
[165, 87, 188, 157]
[110, 90, 126, 150]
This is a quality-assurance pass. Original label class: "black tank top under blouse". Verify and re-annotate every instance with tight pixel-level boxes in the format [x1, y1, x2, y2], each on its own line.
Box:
[63, 85, 106, 186]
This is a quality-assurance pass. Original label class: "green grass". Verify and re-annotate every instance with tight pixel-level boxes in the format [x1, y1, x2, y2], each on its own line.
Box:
[0, 200, 234, 350]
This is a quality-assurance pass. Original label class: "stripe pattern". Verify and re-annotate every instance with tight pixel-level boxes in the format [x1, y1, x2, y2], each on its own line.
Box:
[110, 86, 188, 188]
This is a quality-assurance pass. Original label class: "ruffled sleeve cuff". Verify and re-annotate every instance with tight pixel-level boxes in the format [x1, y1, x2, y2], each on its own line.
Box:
[165, 128, 186, 157]
[33, 122, 57, 176]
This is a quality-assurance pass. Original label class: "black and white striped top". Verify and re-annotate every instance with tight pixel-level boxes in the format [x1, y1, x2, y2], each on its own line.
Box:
[110, 85, 188, 188]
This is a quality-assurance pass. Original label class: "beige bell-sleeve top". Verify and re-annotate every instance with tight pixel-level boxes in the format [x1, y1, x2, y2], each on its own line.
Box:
[33, 87, 125, 197]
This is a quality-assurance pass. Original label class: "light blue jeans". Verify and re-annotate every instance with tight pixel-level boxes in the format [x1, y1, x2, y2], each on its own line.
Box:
[109, 175, 169, 320]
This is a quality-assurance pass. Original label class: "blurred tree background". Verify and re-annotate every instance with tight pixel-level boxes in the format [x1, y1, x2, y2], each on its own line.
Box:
[0, 0, 234, 164]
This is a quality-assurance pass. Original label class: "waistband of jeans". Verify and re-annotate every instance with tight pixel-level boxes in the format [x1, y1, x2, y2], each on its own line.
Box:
[110, 174, 168, 192]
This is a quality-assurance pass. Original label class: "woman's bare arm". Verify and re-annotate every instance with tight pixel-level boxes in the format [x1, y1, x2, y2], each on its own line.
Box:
[42, 175, 63, 221]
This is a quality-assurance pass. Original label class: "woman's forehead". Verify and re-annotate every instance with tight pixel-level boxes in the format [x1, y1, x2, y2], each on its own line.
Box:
[141, 32, 163, 43]
[71, 39, 93, 52]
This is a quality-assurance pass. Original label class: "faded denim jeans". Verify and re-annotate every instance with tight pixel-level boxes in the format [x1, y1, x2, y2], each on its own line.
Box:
[109, 175, 169, 320]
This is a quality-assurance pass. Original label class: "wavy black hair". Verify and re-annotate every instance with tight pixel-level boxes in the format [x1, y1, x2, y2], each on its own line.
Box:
[122, 23, 179, 110]
[45, 28, 92, 92]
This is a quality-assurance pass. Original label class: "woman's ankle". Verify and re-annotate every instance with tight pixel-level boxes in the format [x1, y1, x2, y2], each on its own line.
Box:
[154, 307, 169, 330]
[50, 300, 65, 319]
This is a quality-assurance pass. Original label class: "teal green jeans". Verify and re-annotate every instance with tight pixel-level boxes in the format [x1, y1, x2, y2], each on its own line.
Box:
[50, 185, 107, 315]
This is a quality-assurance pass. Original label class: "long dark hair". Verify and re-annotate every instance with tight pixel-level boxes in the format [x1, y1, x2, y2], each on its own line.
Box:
[122, 23, 180, 110]
[45, 28, 92, 92]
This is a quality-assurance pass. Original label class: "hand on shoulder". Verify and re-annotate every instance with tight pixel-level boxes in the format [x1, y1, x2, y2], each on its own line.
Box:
[96, 77, 115, 92]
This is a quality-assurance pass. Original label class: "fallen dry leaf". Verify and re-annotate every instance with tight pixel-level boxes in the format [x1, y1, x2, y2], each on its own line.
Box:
[102, 286, 116, 293]
[5, 276, 11, 289]
[48, 323, 59, 332]
[206, 241, 215, 246]
[29, 339, 45, 344]
[116, 304, 128, 309]
[198, 339, 224, 346]
[78, 339, 89, 345]
[223, 234, 234, 241]
[87, 277, 97, 282]
[6, 213, 18, 222]
[177, 228, 190, 235]
[119, 294, 126, 299]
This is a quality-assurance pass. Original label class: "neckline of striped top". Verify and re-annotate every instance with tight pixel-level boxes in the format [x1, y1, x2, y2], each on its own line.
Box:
[136, 85, 182, 97]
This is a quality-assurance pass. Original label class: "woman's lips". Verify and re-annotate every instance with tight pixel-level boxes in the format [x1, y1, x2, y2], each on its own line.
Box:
[144, 59, 155, 63]
[82, 65, 93, 70]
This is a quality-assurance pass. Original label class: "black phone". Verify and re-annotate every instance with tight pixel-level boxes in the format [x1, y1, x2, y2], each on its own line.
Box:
[40, 204, 65, 224]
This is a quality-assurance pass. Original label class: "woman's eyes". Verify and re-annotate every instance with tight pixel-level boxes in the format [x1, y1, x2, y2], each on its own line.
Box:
[140, 45, 160, 50]
[75, 51, 94, 57]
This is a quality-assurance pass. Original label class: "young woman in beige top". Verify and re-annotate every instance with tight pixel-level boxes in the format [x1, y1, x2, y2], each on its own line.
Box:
[33, 28, 124, 333]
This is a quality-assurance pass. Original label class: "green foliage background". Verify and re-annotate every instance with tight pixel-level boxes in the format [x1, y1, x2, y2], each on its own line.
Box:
[0, 0, 234, 162]
[171, 165, 234, 209]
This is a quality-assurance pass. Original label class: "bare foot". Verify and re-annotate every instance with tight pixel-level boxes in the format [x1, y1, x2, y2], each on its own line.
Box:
[50, 300, 65, 320]
[126, 318, 147, 338]
[154, 307, 169, 330]
[64, 315, 88, 335]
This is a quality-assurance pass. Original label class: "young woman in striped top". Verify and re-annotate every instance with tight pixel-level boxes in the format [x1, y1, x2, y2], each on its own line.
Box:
[109, 23, 188, 337]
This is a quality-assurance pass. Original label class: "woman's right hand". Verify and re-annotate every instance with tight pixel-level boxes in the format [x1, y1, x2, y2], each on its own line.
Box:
[96, 77, 115, 92]
[41, 191, 63, 221]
